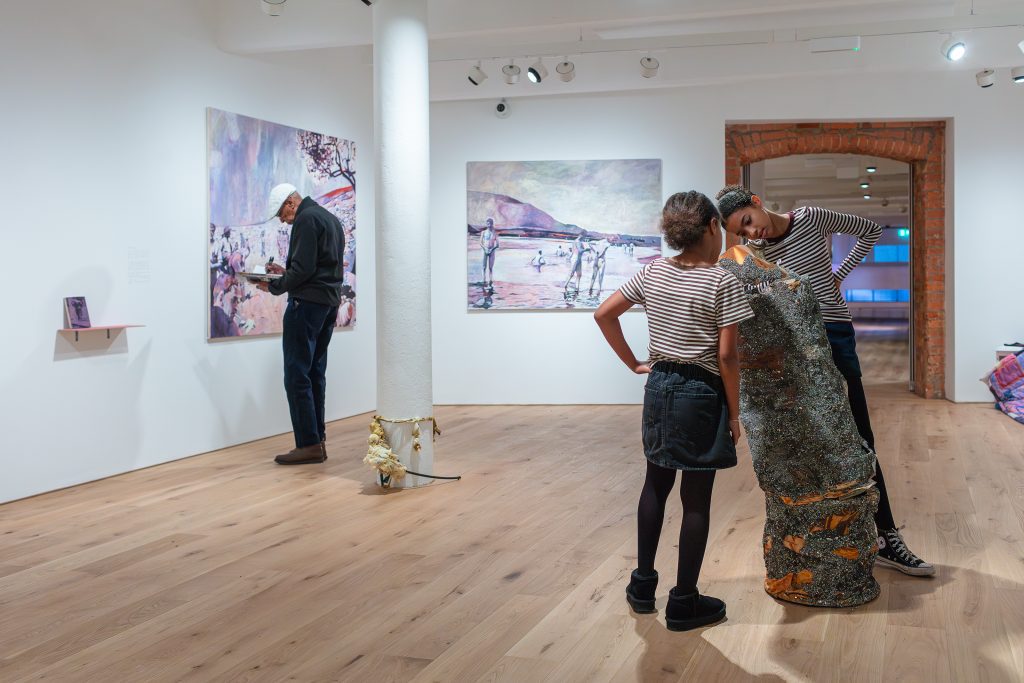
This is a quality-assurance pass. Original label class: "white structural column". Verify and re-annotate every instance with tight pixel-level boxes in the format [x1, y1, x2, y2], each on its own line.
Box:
[373, 0, 434, 488]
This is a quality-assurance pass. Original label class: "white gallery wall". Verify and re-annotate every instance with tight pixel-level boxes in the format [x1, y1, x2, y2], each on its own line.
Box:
[0, 0, 376, 503]
[431, 69, 1023, 405]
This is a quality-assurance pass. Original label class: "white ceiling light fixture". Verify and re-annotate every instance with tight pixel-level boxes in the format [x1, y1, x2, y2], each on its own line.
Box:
[863, 194, 872, 200]
[976, 69, 995, 88]
[261, 0, 286, 16]
[1012, 66, 1024, 83]
[468, 63, 487, 86]
[502, 61, 521, 85]
[640, 55, 660, 79]
[860, 180, 870, 189]
[866, 165, 877, 173]
[556, 59, 576, 83]
[527, 58, 548, 84]
[1018, 38, 1024, 55]
[940, 36, 967, 62]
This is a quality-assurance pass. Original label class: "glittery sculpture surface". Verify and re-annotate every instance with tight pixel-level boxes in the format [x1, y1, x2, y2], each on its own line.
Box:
[718, 245, 879, 607]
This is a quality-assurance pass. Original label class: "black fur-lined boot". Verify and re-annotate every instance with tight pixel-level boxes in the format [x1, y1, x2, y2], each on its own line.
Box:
[665, 587, 726, 631]
[625, 569, 659, 614]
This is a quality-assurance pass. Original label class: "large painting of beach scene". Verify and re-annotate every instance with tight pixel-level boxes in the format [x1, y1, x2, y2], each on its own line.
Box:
[207, 108, 357, 339]
[467, 159, 662, 310]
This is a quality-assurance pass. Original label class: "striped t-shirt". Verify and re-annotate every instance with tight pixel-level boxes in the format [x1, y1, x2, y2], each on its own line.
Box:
[620, 259, 755, 375]
[753, 206, 882, 323]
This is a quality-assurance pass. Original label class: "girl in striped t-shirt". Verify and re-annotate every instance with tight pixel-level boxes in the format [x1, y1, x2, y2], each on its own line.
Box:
[715, 184, 933, 577]
[595, 191, 753, 631]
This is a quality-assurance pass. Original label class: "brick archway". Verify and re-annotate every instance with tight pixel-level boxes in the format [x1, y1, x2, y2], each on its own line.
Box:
[724, 121, 946, 399]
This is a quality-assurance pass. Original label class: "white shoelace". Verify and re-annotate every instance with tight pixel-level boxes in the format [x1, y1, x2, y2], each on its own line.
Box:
[884, 527, 921, 564]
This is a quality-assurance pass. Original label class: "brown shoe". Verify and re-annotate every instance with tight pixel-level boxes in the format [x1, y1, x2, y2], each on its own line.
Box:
[274, 444, 326, 465]
[321, 439, 327, 461]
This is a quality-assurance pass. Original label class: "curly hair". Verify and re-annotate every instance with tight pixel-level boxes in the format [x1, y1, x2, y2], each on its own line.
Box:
[715, 184, 755, 223]
[660, 191, 719, 251]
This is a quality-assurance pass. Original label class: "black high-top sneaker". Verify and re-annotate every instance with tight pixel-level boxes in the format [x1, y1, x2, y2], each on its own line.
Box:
[876, 526, 935, 576]
[625, 569, 658, 614]
[665, 587, 726, 632]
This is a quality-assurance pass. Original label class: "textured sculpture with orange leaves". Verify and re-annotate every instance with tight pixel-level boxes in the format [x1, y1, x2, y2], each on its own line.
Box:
[719, 244, 879, 607]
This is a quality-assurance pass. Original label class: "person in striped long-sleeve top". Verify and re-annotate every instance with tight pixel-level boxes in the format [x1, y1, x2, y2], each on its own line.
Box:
[715, 185, 934, 577]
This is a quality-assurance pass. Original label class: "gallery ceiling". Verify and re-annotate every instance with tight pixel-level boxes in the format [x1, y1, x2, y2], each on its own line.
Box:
[213, 0, 1024, 100]
[216, 0, 1024, 52]
[757, 154, 911, 221]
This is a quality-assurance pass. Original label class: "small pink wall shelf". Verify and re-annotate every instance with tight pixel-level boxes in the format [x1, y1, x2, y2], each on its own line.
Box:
[58, 325, 144, 342]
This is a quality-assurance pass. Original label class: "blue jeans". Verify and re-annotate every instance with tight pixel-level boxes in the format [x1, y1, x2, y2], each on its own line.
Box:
[282, 298, 338, 448]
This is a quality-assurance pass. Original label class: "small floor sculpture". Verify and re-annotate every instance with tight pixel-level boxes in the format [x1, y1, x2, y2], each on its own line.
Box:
[718, 245, 879, 607]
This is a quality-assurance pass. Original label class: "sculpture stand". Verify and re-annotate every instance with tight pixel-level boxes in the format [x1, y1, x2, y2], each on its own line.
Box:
[719, 245, 880, 607]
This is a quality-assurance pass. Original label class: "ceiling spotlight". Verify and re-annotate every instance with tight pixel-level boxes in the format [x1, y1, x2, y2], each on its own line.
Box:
[881, 198, 890, 207]
[261, 0, 286, 16]
[468, 63, 487, 86]
[860, 180, 870, 189]
[863, 194, 872, 200]
[527, 58, 548, 84]
[502, 61, 521, 85]
[940, 36, 966, 61]
[976, 69, 995, 88]
[1013, 66, 1024, 83]
[640, 56, 660, 78]
[866, 166, 877, 173]
[1018, 39, 1024, 55]
[556, 60, 576, 82]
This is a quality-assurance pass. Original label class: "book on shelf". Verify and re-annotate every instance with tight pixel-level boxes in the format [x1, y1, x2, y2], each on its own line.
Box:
[63, 296, 91, 329]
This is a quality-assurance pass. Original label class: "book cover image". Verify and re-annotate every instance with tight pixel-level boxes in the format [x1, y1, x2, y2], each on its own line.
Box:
[64, 297, 91, 329]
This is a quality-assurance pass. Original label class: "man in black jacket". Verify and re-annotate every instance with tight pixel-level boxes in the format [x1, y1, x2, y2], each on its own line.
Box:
[255, 183, 345, 465]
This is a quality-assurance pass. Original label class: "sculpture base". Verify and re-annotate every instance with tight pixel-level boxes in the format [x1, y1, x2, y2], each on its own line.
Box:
[762, 488, 880, 607]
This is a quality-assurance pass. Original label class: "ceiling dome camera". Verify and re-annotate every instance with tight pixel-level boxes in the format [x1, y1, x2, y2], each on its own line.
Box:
[495, 99, 511, 119]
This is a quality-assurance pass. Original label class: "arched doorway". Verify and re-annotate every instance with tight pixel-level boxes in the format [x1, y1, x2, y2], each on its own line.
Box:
[724, 121, 946, 399]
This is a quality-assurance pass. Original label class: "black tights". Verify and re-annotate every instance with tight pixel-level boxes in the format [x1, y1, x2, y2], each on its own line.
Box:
[844, 375, 897, 530]
[636, 461, 716, 593]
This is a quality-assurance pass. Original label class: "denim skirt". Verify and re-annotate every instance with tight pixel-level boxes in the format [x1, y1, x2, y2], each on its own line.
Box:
[642, 361, 737, 471]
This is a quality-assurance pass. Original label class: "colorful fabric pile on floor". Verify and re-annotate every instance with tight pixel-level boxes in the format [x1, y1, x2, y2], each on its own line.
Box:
[985, 350, 1024, 424]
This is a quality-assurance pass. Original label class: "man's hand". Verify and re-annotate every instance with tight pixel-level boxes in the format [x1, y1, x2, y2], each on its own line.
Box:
[833, 274, 842, 291]
[266, 262, 286, 275]
[254, 280, 270, 292]
[632, 362, 651, 375]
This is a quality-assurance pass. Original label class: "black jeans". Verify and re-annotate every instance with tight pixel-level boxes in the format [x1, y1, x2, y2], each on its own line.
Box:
[282, 298, 338, 449]
[824, 322, 897, 530]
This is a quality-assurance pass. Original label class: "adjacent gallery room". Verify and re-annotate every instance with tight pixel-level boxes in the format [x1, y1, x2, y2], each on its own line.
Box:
[2, 0, 1024, 680]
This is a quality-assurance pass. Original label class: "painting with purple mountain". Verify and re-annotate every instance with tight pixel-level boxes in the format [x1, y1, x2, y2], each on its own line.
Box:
[467, 159, 662, 310]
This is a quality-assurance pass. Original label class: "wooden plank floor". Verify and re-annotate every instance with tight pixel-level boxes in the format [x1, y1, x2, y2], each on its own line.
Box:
[2, 385, 1023, 681]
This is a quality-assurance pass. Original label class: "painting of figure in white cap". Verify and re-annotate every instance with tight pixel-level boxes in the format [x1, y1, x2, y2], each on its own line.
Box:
[467, 159, 662, 310]
[207, 108, 356, 339]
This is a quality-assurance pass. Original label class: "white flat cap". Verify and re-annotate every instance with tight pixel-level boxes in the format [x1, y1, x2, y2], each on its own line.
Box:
[266, 182, 297, 222]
